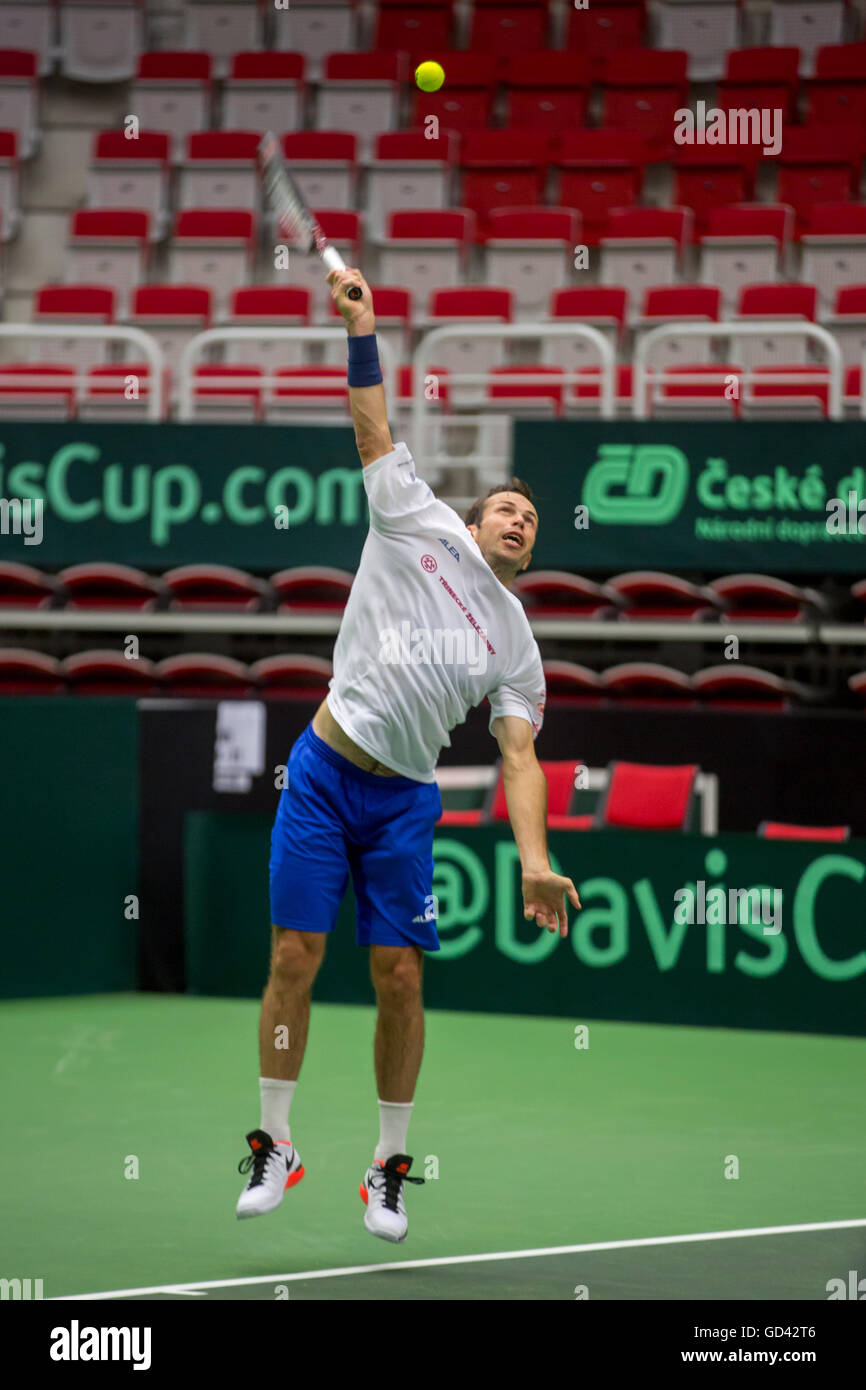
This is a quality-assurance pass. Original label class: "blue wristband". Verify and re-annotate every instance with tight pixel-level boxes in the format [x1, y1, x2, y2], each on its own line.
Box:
[347, 333, 383, 387]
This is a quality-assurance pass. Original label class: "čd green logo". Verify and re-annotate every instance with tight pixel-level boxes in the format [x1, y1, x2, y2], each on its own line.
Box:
[584, 445, 690, 525]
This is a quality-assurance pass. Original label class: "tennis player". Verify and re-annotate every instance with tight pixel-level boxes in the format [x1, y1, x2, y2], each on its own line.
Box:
[236, 269, 582, 1242]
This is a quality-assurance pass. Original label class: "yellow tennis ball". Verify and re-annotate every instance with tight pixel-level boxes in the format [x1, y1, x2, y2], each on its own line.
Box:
[415, 61, 445, 93]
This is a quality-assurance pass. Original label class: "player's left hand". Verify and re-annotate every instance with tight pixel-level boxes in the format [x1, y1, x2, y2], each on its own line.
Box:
[522, 870, 581, 938]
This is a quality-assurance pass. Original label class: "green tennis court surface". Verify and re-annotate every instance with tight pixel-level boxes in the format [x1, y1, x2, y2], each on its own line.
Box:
[2, 996, 863, 1301]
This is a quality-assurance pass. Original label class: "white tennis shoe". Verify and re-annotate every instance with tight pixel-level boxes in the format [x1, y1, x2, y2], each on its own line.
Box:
[360, 1153, 424, 1242]
[236, 1129, 304, 1219]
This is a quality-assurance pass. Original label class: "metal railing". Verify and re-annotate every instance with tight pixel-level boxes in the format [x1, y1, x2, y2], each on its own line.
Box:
[176, 326, 397, 421]
[0, 324, 166, 419]
[633, 321, 846, 419]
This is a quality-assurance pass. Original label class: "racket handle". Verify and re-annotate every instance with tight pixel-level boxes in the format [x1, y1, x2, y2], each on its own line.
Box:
[322, 245, 363, 300]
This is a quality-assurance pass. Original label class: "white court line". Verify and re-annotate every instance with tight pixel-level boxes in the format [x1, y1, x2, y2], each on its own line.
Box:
[59, 1217, 866, 1300]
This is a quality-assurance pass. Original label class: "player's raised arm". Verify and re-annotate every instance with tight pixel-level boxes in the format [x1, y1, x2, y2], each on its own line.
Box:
[328, 267, 393, 468]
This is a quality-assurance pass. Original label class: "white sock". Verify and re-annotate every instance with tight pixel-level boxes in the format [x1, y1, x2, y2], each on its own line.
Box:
[374, 1099, 413, 1161]
[259, 1077, 296, 1145]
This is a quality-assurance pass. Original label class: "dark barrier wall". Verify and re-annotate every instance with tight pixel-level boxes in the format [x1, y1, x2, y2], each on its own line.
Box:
[0, 698, 138, 998]
[2, 420, 865, 571]
[185, 814, 866, 1036]
[516, 420, 866, 572]
[140, 700, 866, 994]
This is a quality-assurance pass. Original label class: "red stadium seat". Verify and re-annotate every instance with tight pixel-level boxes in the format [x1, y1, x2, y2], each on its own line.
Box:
[672, 147, 757, 235]
[57, 562, 162, 611]
[555, 130, 648, 246]
[693, 665, 794, 710]
[162, 564, 267, 612]
[0, 648, 64, 695]
[608, 571, 720, 621]
[653, 363, 743, 419]
[62, 650, 160, 697]
[469, 0, 552, 55]
[0, 363, 77, 419]
[566, 0, 647, 70]
[699, 203, 795, 313]
[486, 365, 565, 416]
[318, 52, 406, 146]
[0, 561, 58, 609]
[227, 285, 311, 371]
[602, 664, 697, 707]
[223, 51, 306, 133]
[708, 574, 825, 622]
[0, 48, 39, 159]
[374, 1, 456, 53]
[773, 126, 864, 232]
[380, 208, 474, 308]
[636, 284, 722, 371]
[0, 128, 20, 239]
[743, 364, 832, 418]
[806, 42, 866, 125]
[60, 0, 144, 84]
[156, 654, 254, 699]
[89, 130, 171, 234]
[250, 655, 334, 701]
[189, 364, 264, 420]
[544, 286, 629, 377]
[513, 571, 619, 620]
[169, 210, 257, 314]
[801, 203, 866, 315]
[271, 567, 354, 614]
[33, 283, 116, 368]
[367, 129, 459, 238]
[409, 52, 499, 134]
[826, 282, 866, 370]
[179, 130, 261, 212]
[483, 208, 580, 318]
[600, 48, 689, 146]
[600, 207, 693, 311]
[458, 130, 551, 237]
[502, 52, 592, 133]
[717, 47, 801, 123]
[67, 209, 151, 314]
[82, 363, 167, 420]
[596, 761, 699, 830]
[266, 366, 350, 418]
[132, 52, 213, 159]
[127, 284, 212, 380]
[542, 660, 606, 705]
[183, 0, 263, 79]
[758, 822, 851, 841]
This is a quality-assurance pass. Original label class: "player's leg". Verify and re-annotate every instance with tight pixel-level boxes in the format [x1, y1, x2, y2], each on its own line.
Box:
[352, 777, 441, 1240]
[369, 943, 425, 1108]
[236, 724, 349, 1219]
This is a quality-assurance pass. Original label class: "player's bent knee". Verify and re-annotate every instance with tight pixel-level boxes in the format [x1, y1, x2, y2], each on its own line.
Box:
[270, 925, 326, 984]
[372, 952, 423, 1003]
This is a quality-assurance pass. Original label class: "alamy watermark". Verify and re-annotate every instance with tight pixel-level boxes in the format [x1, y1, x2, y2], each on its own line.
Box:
[378, 621, 489, 676]
[0, 496, 43, 545]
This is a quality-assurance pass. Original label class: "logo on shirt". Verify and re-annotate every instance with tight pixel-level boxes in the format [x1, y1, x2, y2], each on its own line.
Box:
[438, 537, 460, 562]
[420, 554, 438, 573]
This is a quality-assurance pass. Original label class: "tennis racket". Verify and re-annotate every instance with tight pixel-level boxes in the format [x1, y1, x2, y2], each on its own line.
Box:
[257, 131, 363, 299]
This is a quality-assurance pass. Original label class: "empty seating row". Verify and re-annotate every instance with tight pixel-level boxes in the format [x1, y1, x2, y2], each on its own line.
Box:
[41, 197, 866, 325]
[2, 646, 858, 711]
[2, 562, 860, 624]
[2, 4, 858, 85]
[71, 122, 866, 240]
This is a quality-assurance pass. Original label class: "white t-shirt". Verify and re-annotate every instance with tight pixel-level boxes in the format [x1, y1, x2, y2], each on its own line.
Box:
[326, 441, 546, 783]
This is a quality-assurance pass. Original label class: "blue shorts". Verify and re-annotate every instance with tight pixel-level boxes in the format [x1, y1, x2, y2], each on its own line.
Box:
[269, 723, 442, 950]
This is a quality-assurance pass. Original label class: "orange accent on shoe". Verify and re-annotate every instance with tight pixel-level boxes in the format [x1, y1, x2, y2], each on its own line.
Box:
[360, 1184, 369, 1205]
[250, 1138, 261, 1150]
[397, 1163, 409, 1173]
[284, 1164, 305, 1191]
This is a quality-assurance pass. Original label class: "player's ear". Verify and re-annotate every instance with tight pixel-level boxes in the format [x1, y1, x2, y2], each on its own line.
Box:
[466, 522, 479, 541]
[520, 551, 532, 574]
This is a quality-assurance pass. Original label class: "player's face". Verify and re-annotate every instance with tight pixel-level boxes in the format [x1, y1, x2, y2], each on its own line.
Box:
[472, 493, 538, 576]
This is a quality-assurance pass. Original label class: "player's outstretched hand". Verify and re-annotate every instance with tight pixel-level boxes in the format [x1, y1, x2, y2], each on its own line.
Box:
[522, 869, 582, 939]
[328, 267, 375, 335]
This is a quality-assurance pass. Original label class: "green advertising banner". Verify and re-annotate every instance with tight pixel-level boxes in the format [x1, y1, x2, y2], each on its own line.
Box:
[185, 817, 866, 1036]
[515, 420, 866, 572]
[0, 422, 367, 568]
[2, 420, 866, 572]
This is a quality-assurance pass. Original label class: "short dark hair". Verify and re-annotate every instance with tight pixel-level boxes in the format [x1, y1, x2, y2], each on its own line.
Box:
[464, 478, 537, 530]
